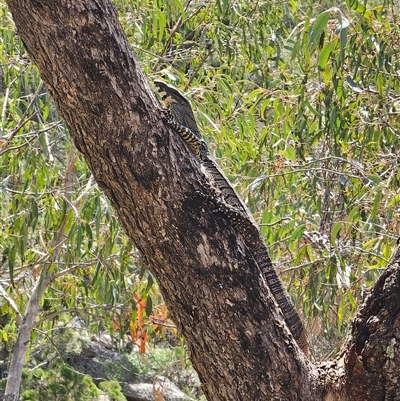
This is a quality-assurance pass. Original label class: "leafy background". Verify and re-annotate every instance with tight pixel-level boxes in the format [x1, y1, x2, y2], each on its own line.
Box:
[0, 0, 399, 397]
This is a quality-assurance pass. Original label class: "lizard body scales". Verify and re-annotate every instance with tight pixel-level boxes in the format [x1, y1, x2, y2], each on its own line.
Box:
[155, 80, 309, 357]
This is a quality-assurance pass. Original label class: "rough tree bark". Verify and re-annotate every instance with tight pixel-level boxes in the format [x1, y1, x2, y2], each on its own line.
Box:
[4, 1, 400, 400]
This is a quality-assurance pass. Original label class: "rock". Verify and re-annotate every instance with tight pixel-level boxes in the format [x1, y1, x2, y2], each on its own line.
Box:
[122, 376, 195, 401]
[98, 391, 112, 401]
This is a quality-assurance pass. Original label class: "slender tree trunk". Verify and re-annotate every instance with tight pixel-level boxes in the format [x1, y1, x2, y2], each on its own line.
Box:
[3, 149, 77, 401]
[4, 1, 400, 400]
[4, 270, 53, 401]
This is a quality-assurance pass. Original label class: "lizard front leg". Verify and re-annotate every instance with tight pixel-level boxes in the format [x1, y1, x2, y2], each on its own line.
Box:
[161, 108, 207, 159]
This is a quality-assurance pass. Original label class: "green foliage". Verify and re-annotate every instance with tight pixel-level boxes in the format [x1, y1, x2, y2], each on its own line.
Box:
[128, 344, 189, 377]
[126, 344, 202, 399]
[20, 366, 99, 401]
[99, 380, 127, 401]
[20, 328, 198, 400]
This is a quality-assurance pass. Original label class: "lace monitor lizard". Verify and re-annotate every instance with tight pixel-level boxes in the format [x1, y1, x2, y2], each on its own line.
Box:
[155, 80, 310, 357]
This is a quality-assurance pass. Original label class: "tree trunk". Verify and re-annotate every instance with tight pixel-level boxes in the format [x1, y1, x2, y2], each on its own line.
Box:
[4, 1, 400, 400]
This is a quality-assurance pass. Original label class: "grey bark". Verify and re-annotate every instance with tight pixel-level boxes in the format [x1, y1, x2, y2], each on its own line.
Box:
[3, 1, 400, 400]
